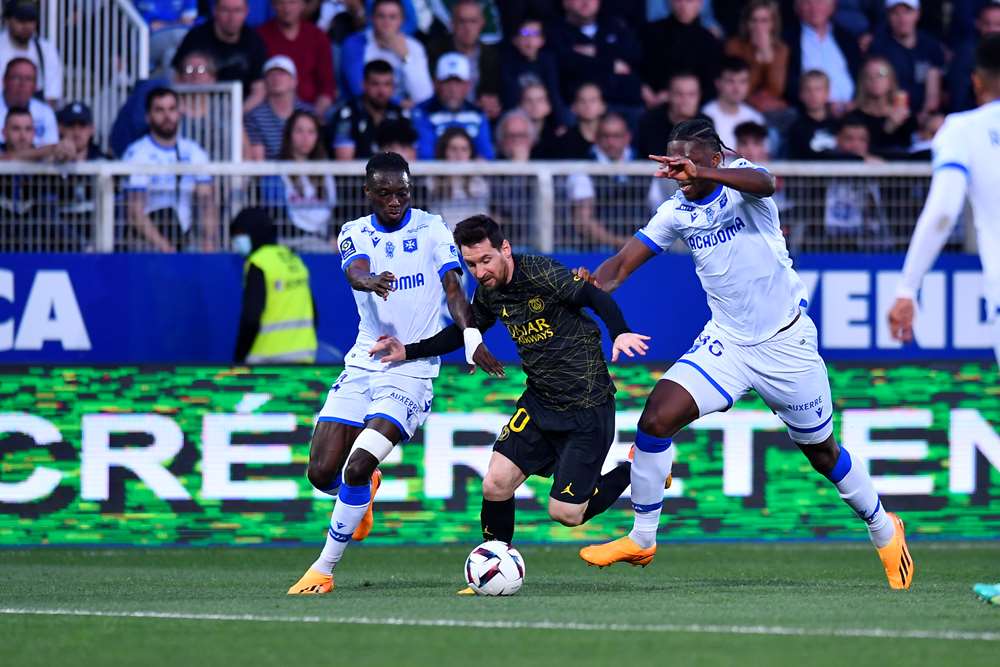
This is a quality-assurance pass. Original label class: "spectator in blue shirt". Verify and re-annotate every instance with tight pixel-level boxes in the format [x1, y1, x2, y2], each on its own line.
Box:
[411, 52, 494, 160]
[869, 0, 944, 117]
[136, 1, 199, 76]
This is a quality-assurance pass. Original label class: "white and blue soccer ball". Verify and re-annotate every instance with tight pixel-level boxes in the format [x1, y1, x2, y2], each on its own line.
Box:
[464, 540, 525, 596]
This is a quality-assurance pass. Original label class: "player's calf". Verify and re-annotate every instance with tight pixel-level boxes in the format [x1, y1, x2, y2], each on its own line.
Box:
[548, 498, 586, 527]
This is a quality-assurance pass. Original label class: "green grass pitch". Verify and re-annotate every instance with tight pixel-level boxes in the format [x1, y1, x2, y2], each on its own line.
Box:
[2, 543, 999, 666]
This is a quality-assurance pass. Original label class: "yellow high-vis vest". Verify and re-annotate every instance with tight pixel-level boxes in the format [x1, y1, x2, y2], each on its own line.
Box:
[244, 244, 317, 364]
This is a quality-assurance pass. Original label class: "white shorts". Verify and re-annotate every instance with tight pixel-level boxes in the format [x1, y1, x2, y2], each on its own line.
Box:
[317, 367, 434, 441]
[662, 314, 834, 444]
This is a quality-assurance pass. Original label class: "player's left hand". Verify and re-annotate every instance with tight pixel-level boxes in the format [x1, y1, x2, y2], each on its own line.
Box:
[572, 267, 602, 289]
[649, 155, 698, 182]
[369, 335, 406, 362]
[888, 297, 916, 342]
[611, 332, 651, 362]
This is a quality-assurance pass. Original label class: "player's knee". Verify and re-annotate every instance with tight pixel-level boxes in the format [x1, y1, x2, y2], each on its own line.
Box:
[637, 410, 680, 439]
[548, 502, 585, 527]
[307, 459, 338, 491]
[798, 436, 840, 476]
[343, 450, 377, 486]
[482, 474, 515, 501]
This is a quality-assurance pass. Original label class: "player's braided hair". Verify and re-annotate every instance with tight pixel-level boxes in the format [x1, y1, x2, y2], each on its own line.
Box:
[668, 118, 734, 156]
[366, 151, 410, 182]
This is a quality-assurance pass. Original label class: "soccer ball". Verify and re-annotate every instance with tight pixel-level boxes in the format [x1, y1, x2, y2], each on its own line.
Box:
[463, 540, 525, 596]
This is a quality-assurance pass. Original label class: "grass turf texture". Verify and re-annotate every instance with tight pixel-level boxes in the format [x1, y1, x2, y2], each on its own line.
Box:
[2, 543, 999, 666]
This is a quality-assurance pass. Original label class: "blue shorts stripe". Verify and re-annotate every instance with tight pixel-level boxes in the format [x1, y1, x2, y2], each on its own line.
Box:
[826, 446, 853, 483]
[364, 412, 411, 441]
[632, 501, 663, 513]
[675, 359, 733, 409]
[318, 416, 365, 427]
[634, 230, 664, 254]
[783, 413, 833, 435]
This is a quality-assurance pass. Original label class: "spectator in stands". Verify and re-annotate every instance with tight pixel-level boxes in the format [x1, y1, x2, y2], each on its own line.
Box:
[173, 0, 269, 109]
[258, 0, 335, 117]
[123, 87, 218, 253]
[552, 81, 604, 159]
[869, 0, 944, 118]
[640, 0, 723, 109]
[328, 0, 367, 44]
[724, 0, 789, 113]
[851, 55, 916, 158]
[0, 105, 68, 159]
[786, 69, 839, 159]
[547, 0, 643, 111]
[427, 126, 489, 229]
[495, 108, 535, 162]
[137, 0, 199, 78]
[635, 71, 707, 159]
[500, 17, 569, 126]
[0, 58, 55, 145]
[823, 113, 888, 247]
[244, 55, 312, 160]
[426, 0, 501, 121]
[374, 116, 417, 161]
[950, 2, 1000, 113]
[56, 102, 108, 162]
[412, 52, 493, 160]
[261, 110, 337, 248]
[341, 0, 433, 106]
[785, 0, 861, 110]
[517, 81, 564, 159]
[568, 112, 648, 249]
[734, 120, 771, 163]
[0, 107, 60, 250]
[0, 1, 62, 107]
[491, 109, 536, 230]
[702, 57, 765, 149]
[328, 59, 405, 160]
[54, 102, 109, 250]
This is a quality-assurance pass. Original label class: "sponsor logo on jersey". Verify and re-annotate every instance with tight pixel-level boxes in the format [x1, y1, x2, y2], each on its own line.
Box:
[688, 217, 746, 250]
[340, 237, 357, 258]
[385, 241, 395, 258]
[449, 245, 458, 256]
[371, 236, 381, 247]
[390, 391, 423, 420]
[403, 238, 418, 252]
[786, 396, 823, 412]
[528, 297, 544, 313]
[718, 193, 728, 209]
[677, 204, 695, 212]
[506, 317, 554, 345]
[390, 273, 425, 290]
[560, 483, 574, 497]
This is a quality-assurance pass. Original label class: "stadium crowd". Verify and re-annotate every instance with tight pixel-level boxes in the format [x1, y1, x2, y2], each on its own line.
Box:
[0, 0, 994, 251]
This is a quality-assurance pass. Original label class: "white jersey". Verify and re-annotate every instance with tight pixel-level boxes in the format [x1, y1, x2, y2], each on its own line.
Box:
[122, 135, 211, 232]
[338, 208, 462, 378]
[930, 103, 1000, 309]
[637, 158, 808, 345]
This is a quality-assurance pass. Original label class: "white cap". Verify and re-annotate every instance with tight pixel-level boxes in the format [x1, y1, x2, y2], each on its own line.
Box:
[263, 55, 297, 78]
[886, 0, 919, 9]
[435, 52, 471, 82]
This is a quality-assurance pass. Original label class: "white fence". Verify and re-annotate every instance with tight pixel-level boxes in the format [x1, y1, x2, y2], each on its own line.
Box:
[175, 83, 244, 162]
[41, 0, 150, 153]
[0, 160, 971, 255]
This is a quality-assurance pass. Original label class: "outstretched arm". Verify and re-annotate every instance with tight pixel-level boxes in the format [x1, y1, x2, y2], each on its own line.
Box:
[579, 237, 656, 293]
[572, 282, 650, 362]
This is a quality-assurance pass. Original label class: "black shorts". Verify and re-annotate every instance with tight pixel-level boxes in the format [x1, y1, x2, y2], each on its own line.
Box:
[493, 391, 616, 505]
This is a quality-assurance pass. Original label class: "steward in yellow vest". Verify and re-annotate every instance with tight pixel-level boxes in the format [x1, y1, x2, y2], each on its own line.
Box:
[231, 207, 317, 364]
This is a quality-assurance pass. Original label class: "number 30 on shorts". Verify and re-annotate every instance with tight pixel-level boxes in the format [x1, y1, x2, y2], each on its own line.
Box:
[508, 408, 531, 432]
[688, 335, 725, 357]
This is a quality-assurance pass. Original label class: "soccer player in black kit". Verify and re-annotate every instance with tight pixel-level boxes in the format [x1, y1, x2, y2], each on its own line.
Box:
[371, 215, 650, 588]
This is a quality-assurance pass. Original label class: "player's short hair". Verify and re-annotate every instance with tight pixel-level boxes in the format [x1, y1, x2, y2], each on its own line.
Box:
[366, 150, 410, 181]
[145, 86, 178, 112]
[669, 117, 728, 154]
[976, 34, 1000, 77]
[363, 59, 394, 79]
[454, 214, 505, 250]
[3, 106, 31, 126]
[719, 56, 750, 76]
[734, 121, 768, 143]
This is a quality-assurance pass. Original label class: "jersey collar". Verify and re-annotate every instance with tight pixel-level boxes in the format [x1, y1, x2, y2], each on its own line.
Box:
[370, 208, 412, 233]
[685, 184, 724, 206]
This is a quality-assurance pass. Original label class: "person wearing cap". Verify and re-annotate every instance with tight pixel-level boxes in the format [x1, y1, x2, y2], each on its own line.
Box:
[340, 0, 433, 106]
[257, 0, 335, 117]
[0, 57, 56, 145]
[411, 51, 494, 160]
[57, 102, 109, 161]
[0, 1, 62, 107]
[244, 55, 313, 160]
[870, 0, 945, 117]
[230, 206, 318, 365]
[785, 0, 861, 110]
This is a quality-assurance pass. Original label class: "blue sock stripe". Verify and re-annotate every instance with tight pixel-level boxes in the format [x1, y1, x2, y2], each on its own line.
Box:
[860, 498, 882, 523]
[337, 481, 371, 506]
[634, 428, 672, 453]
[827, 446, 853, 484]
[632, 500, 664, 513]
[327, 527, 351, 543]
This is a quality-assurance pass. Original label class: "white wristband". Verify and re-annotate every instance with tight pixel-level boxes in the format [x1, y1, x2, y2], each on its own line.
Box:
[462, 328, 483, 364]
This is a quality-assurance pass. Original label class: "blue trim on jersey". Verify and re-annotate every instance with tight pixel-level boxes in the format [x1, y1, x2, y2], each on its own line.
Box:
[799, 298, 808, 309]
[826, 446, 853, 484]
[784, 413, 834, 435]
[364, 412, 411, 441]
[370, 208, 413, 233]
[934, 162, 969, 178]
[438, 261, 462, 279]
[318, 416, 365, 428]
[634, 230, 664, 254]
[337, 481, 371, 506]
[676, 359, 733, 409]
[632, 500, 664, 513]
[634, 428, 672, 453]
[688, 184, 724, 206]
[341, 253, 370, 271]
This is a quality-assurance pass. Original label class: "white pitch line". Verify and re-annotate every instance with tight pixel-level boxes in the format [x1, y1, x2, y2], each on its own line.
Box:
[0, 608, 998, 642]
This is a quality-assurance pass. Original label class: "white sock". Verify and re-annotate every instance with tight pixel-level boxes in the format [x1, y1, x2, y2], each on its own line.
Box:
[826, 446, 894, 548]
[628, 430, 674, 549]
[311, 481, 370, 575]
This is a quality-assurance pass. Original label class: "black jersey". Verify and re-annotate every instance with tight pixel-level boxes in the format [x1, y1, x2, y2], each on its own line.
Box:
[471, 254, 615, 410]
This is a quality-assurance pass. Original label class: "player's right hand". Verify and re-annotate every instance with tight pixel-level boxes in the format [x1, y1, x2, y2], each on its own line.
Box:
[888, 297, 916, 342]
[363, 271, 396, 299]
[471, 343, 505, 377]
[369, 335, 406, 362]
[572, 267, 601, 289]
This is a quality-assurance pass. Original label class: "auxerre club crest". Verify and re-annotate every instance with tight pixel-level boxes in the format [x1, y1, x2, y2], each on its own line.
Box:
[528, 297, 544, 312]
[385, 241, 395, 258]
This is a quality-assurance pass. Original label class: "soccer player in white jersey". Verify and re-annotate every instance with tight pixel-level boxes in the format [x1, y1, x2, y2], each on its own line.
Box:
[288, 152, 502, 595]
[889, 35, 1000, 365]
[575, 119, 914, 589]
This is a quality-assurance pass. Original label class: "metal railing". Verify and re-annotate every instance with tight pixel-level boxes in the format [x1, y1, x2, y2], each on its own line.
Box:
[175, 83, 244, 162]
[41, 0, 150, 153]
[0, 160, 969, 255]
